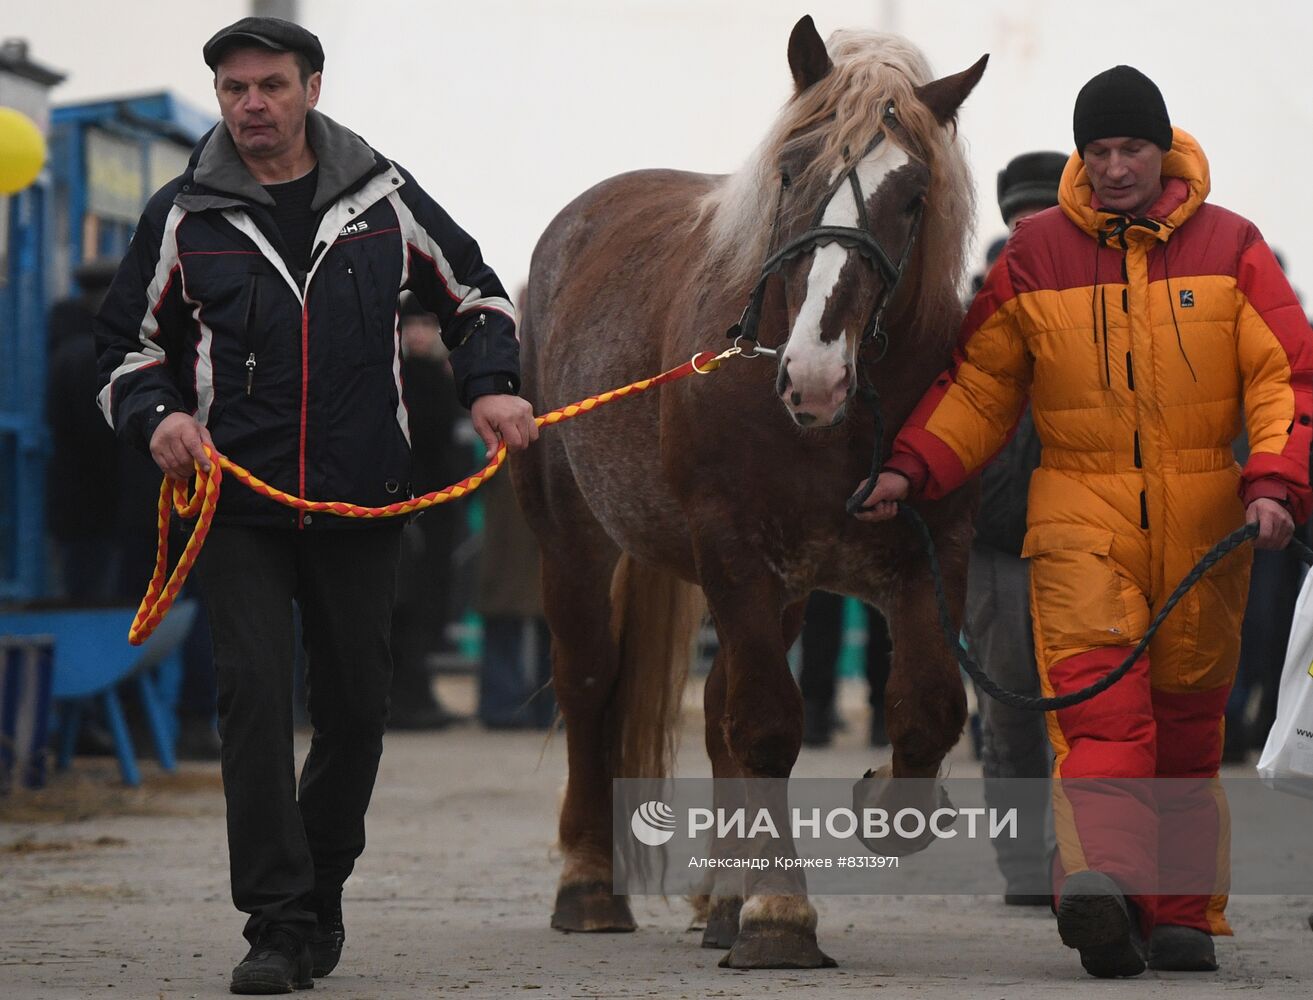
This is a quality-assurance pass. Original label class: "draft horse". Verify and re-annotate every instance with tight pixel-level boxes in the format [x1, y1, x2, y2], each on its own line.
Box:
[513, 17, 987, 968]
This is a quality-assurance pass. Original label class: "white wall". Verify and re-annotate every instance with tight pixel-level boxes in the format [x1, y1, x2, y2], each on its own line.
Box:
[11, 0, 1313, 300]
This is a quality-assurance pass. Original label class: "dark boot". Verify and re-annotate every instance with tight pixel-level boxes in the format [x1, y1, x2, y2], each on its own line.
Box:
[802, 700, 833, 747]
[1056, 871, 1146, 978]
[1004, 893, 1052, 907]
[868, 709, 889, 748]
[1148, 925, 1218, 971]
[309, 893, 345, 978]
[230, 926, 313, 994]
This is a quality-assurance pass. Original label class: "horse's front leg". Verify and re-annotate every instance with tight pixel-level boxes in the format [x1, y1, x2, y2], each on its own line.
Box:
[852, 528, 969, 855]
[698, 559, 835, 970]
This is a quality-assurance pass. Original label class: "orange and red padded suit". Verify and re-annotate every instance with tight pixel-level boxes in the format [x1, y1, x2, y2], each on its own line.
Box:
[884, 127, 1313, 614]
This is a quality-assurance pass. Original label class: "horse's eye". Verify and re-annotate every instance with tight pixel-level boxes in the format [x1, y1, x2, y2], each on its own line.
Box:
[907, 194, 925, 213]
[781, 172, 791, 190]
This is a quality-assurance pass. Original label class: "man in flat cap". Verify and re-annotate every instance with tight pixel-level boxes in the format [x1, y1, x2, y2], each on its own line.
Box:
[95, 16, 535, 993]
[858, 66, 1311, 977]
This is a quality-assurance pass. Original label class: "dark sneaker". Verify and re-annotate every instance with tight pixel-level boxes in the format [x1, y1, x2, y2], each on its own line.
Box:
[1148, 925, 1218, 971]
[230, 926, 313, 994]
[1056, 870, 1146, 978]
[309, 895, 345, 978]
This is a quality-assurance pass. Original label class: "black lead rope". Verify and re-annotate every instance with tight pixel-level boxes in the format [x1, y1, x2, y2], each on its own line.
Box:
[900, 508, 1313, 711]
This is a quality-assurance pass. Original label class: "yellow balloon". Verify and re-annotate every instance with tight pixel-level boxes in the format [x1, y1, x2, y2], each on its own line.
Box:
[0, 107, 46, 195]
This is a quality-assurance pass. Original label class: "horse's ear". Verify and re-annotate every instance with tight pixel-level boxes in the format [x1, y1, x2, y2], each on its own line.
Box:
[787, 15, 832, 94]
[912, 54, 989, 126]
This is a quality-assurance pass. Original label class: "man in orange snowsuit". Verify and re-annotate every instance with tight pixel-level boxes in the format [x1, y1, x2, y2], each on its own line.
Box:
[858, 66, 1312, 978]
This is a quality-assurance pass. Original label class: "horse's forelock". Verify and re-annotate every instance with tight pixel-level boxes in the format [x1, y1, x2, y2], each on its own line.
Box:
[699, 30, 974, 346]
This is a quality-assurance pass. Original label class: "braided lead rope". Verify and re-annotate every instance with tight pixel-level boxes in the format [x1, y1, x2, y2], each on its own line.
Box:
[128, 348, 740, 645]
[901, 506, 1313, 711]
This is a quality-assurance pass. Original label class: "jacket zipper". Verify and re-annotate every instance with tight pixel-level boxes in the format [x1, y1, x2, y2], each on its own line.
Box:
[298, 303, 309, 529]
[243, 275, 260, 396]
[348, 264, 377, 361]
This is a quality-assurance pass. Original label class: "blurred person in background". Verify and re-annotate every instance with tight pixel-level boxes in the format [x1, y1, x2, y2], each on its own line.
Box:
[964, 151, 1067, 908]
[476, 288, 554, 731]
[389, 292, 465, 729]
[799, 593, 891, 748]
[1224, 250, 1309, 762]
[46, 259, 121, 601]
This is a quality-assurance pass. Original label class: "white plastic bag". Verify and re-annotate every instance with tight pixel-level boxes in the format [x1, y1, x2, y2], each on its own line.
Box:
[1257, 568, 1313, 797]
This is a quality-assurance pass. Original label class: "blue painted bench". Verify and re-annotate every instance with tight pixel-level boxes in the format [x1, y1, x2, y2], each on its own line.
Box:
[0, 601, 197, 787]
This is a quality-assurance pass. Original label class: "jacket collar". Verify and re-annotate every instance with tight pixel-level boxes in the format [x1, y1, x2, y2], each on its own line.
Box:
[177, 109, 382, 213]
[1058, 127, 1211, 246]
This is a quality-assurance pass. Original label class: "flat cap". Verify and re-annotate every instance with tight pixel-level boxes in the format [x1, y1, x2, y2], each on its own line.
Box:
[203, 16, 324, 73]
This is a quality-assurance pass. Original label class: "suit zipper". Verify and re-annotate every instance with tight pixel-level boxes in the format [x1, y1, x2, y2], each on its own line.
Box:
[1100, 287, 1111, 388]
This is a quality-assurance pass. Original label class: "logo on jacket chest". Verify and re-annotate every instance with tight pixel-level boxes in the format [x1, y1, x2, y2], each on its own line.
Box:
[1178, 289, 1195, 308]
[339, 220, 369, 237]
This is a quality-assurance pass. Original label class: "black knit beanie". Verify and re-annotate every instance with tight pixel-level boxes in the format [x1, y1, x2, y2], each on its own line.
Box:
[1073, 66, 1172, 155]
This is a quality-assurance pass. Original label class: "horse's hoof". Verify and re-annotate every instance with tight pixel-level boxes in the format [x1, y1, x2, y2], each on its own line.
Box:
[851, 764, 954, 857]
[718, 922, 836, 969]
[700, 896, 742, 949]
[551, 880, 636, 933]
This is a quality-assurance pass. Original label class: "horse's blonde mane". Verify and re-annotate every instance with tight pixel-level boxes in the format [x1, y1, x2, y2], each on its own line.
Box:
[700, 30, 975, 342]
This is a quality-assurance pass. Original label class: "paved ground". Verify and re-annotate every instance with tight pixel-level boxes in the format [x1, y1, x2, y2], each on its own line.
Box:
[2, 677, 1310, 999]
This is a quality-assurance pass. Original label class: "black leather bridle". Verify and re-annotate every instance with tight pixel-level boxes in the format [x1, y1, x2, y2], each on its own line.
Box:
[726, 115, 924, 365]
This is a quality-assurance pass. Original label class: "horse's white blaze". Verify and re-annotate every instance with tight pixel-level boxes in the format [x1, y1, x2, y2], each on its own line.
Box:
[781, 142, 911, 419]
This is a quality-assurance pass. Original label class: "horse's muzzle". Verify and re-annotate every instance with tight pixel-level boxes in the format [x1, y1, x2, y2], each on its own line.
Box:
[778, 359, 854, 427]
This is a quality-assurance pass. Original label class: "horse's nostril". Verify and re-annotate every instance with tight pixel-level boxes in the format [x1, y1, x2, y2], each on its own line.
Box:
[790, 391, 803, 406]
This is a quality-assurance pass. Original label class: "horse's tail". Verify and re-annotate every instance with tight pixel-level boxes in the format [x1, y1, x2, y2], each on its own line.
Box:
[606, 553, 705, 781]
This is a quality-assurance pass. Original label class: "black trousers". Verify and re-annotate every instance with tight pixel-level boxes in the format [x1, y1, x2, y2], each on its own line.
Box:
[799, 591, 891, 713]
[197, 522, 402, 944]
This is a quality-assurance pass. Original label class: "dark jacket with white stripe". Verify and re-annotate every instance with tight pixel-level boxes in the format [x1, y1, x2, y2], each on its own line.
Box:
[94, 110, 519, 527]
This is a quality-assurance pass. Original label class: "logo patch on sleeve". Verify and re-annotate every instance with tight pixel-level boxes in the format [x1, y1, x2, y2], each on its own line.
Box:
[1178, 289, 1195, 308]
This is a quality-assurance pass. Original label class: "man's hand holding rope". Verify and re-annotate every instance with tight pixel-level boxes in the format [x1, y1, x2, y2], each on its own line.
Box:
[471, 393, 539, 454]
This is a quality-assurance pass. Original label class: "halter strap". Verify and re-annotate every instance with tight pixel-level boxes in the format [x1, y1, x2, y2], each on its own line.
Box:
[727, 128, 922, 360]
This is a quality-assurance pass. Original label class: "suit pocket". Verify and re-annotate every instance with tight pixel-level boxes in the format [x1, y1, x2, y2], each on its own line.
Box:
[1022, 523, 1147, 661]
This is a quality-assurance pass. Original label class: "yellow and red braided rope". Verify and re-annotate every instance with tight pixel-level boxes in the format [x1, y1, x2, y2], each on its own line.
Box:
[129, 347, 738, 644]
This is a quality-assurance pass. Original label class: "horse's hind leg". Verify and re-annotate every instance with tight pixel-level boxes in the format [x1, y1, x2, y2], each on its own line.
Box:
[540, 532, 635, 933]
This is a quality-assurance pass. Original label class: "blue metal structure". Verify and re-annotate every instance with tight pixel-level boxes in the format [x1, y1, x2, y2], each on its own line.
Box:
[0, 89, 211, 603]
[0, 43, 64, 602]
[48, 93, 213, 288]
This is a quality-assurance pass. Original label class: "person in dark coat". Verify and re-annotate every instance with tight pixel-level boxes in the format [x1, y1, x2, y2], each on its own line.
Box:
[46, 260, 120, 601]
[389, 293, 465, 728]
[964, 151, 1067, 909]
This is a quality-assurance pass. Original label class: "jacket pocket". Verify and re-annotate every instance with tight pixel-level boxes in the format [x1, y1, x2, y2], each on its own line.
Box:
[1022, 524, 1148, 661]
[343, 257, 389, 367]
